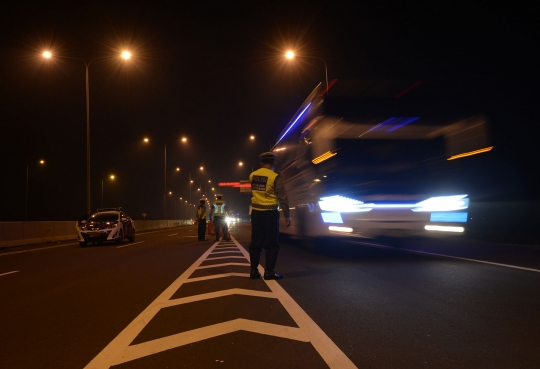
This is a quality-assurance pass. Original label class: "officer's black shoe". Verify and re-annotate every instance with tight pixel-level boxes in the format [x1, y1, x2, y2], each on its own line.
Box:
[250, 268, 261, 279]
[264, 271, 283, 280]
[224, 238, 232, 242]
[215, 239, 220, 242]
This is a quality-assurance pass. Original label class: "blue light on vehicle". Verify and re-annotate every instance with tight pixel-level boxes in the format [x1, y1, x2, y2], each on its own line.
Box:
[319, 195, 372, 212]
[413, 195, 469, 212]
[387, 117, 419, 132]
[276, 102, 312, 145]
[430, 212, 468, 223]
[321, 212, 343, 223]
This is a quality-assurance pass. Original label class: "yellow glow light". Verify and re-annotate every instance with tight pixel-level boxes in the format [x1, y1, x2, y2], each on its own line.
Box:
[285, 50, 295, 59]
[176, 168, 180, 171]
[200, 166, 204, 170]
[312, 151, 337, 164]
[169, 191, 172, 195]
[121, 51, 131, 60]
[39, 160, 45, 164]
[239, 162, 243, 166]
[181, 137, 187, 142]
[43, 51, 51, 58]
[447, 146, 493, 160]
[250, 135, 255, 140]
[143, 138, 149, 142]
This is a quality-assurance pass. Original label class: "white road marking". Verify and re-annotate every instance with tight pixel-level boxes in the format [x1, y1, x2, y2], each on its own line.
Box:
[162, 289, 276, 307]
[180, 236, 198, 238]
[116, 241, 145, 249]
[196, 262, 250, 269]
[85, 236, 357, 369]
[205, 256, 246, 261]
[167, 233, 178, 236]
[210, 250, 242, 255]
[0, 270, 19, 277]
[0, 242, 78, 256]
[109, 319, 308, 366]
[349, 241, 540, 273]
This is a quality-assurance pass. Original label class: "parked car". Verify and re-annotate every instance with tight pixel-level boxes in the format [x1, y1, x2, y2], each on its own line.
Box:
[76, 208, 135, 247]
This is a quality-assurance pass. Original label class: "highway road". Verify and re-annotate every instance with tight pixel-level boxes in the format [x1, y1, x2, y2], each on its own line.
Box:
[1, 222, 539, 368]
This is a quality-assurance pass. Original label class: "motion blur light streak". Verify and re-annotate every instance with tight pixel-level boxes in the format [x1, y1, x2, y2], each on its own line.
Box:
[276, 102, 311, 145]
[329, 226, 353, 233]
[312, 151, 337, 164]
[321, 212, 343, 223]
[425, 225, 465, 233]
[412, 195, 469, 212]
[447, 146, 493, 160]
[319, 195, 370, 212]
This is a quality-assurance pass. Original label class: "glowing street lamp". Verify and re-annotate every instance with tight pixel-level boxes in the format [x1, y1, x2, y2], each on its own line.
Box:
[42, 50, 132, 213]
[101, 174, 115, 209]
[25, 159, 45, 221]
[285, 50, 329, 96]
[143, 136, 187, 220]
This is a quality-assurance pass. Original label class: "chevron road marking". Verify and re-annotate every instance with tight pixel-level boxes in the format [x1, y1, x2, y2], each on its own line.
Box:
[205, 256, 246, 261]
[196, 262, 250, 269]
[84, 236, 357, 369]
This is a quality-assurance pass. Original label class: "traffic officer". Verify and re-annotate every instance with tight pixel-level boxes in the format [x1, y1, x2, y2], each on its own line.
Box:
[211, 194, 231, 242]
[196, 198, 208, 241]
[249, 151, 291, 280]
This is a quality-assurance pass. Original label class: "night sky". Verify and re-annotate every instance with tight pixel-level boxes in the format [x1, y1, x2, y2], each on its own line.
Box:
[1, 1, 538, 221]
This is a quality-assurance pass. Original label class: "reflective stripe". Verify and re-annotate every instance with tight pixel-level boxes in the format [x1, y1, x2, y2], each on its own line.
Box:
[250, 168, 279, 209]
[251, 203, 279, 210]
[213, 201, 227, 216]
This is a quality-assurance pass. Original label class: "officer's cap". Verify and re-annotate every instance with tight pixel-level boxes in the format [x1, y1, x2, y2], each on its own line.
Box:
[259, 152, 277, 161]
[199, 198, 206, 202]
[215, 193, 223, 197]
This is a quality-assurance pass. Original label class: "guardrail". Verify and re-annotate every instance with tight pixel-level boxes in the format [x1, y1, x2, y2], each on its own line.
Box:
[0, 220, 193, 248]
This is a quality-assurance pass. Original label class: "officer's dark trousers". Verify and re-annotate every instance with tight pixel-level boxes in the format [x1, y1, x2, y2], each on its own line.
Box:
[249, 209, 280, 272]
[197, 219, 207, 240]
[214, 216, 228, 240]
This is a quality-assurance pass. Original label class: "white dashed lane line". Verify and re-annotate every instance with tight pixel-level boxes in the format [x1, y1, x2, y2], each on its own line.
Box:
[0, 271, 20, 277]
[116, 241, 145, 249]
[167, 233, 178, 236]
[349, 240, 540, 273]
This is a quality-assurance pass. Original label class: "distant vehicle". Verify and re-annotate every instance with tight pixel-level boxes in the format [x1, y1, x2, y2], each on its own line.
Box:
[76, 208, 135, 247]
[272, 79, 492, 244]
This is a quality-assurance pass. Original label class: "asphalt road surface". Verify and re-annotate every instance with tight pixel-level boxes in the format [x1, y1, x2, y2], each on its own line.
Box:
[1, 222, 539, 368]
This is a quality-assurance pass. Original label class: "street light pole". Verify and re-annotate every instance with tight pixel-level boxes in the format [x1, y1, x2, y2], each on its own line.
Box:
[42, 51, 131, 214]
[86, 62, 91, 214]
[285, 51, 329, 96]
[164, 143, 167, 220]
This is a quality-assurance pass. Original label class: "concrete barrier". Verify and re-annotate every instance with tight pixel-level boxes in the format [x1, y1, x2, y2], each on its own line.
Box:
[0, 219, 194, 248]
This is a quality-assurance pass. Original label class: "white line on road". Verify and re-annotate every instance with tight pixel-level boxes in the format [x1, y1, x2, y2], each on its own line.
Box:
[116, 241, 145, 249]
[85, 237, 357, 369]
[0, 242, 79, 256]
[0, 270, 19, 277]
[196, 262, 250, 269]
[349, 241, 540, 273]
[167, 233, 178, 236]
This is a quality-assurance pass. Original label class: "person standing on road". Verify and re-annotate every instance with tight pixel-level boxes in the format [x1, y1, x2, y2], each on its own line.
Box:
[196, 198, 208, 241]
[211, 194, 230, 242]
[249, 152, 291, 280]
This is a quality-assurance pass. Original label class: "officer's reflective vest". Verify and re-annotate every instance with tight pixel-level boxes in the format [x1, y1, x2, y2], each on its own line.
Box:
[250, 167, 279, 211]
[197, 205, 206, 220]
[213, 200, 227, 217]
